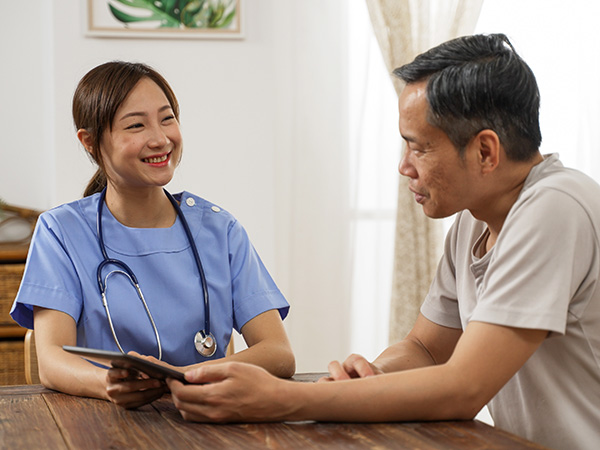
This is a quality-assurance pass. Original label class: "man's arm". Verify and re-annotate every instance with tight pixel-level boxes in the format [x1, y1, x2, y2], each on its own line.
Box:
[167, 318, 547, 423]
[326, 314, 462, 380]
[293, 320, 548, 422]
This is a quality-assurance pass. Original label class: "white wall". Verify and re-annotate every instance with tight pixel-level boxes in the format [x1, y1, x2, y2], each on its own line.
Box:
[0, 0, 351, 372]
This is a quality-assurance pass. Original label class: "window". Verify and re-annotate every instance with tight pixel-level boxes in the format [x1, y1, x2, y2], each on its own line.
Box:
[348, 1, 399, 360]
[348, 0, 600, 361]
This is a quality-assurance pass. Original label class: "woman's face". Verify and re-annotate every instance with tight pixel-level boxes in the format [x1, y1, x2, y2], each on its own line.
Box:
[100, 77, 182, 193]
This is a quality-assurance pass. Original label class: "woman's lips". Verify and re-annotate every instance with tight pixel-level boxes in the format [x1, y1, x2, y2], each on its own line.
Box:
[142, 151, 170, 165]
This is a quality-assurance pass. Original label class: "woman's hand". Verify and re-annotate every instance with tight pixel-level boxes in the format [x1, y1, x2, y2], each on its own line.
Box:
[105, 367, 167, 409]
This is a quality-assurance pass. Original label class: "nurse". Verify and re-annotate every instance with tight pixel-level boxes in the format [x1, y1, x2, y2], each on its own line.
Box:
[10, 61, 295, 408]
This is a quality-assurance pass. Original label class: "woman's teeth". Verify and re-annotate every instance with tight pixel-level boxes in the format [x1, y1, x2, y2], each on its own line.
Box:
[144, 154, 168, 163]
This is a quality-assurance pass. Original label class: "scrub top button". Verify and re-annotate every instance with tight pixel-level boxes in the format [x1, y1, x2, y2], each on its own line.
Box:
[186, 198, 196, 207]
[211, 206, 221, 213]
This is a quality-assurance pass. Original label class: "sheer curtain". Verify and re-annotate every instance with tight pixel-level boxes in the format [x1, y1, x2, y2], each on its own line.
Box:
[364, 0, 483, 343]
[347, 2, 400, 359]
[475, 0, 600, 182]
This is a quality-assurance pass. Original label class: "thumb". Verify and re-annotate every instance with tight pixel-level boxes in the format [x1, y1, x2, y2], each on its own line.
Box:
[185, 363, 231, 384]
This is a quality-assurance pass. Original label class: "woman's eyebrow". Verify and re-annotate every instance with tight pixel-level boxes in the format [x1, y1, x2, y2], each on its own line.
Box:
[118, 105, 172, 121]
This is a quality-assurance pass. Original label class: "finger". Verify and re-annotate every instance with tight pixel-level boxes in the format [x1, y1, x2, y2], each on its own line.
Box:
[107, 368, 140, 382]
[184, 363, 232, 384]
[165, 377, 182, 393]
[107, 373, 163, 393]
[166, 379, 213, 421]
[317, 376, 334, 383]
[343, 356, 376, 379]
[327, 360, 351, 381]
[109, 385, 166, 409]
[167, 376, 212, 404]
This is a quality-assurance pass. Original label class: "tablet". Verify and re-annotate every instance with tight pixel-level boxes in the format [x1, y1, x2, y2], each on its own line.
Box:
[62, 345, 187, 383]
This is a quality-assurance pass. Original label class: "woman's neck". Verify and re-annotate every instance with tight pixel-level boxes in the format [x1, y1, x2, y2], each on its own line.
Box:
[104, 185, 177, 228]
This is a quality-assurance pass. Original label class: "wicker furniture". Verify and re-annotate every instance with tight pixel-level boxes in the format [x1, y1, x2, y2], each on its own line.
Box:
[0, 246, 29, 385]
[0, 204, 39, 385]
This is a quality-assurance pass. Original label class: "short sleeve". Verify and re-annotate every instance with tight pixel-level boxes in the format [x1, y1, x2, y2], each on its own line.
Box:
[227, 220, 289, 332]
[472, 188, 596, 334]
[421, 215, 462, 329]
[10, 214, 83, 329]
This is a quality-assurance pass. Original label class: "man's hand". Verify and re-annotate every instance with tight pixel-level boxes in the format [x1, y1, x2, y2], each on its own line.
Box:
[319, 353, 383, 382]
[167, 362, 294, 422]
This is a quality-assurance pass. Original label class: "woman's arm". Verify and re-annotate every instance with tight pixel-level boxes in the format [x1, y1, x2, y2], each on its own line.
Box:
[34, 306, 166, 408]
[225, 309, 295, 377]
[184, 310, 295, 378]
[34, 307, 108, 397]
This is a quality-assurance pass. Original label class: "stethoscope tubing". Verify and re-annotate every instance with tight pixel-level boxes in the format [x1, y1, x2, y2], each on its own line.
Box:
[164, 190, 210, 334]
[95, 188, 212, 359]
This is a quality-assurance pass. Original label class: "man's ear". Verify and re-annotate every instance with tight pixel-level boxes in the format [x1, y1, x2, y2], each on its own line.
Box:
[76, 129, 94, 155]
[473, 129, 500, 174]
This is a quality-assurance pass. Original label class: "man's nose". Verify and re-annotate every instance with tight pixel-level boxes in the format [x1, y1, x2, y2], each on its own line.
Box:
[398, 148, 416, 178]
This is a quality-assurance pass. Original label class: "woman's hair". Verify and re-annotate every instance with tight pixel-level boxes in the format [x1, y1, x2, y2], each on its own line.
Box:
[72, 61, 180, 196]
[393, 34, 541, 161]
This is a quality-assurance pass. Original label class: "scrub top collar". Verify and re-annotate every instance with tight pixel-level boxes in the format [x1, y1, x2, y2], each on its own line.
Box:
[89, 191, 203, 257]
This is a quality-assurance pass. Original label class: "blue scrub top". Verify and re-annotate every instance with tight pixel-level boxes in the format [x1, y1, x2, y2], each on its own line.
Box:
[10, 191, 289, 366]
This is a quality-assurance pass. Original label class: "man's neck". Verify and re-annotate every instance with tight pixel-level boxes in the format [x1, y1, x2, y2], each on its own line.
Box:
[473, 152, 544, 250]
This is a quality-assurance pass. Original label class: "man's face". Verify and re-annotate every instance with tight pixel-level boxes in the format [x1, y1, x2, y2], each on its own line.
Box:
[397, 82, 477, 219]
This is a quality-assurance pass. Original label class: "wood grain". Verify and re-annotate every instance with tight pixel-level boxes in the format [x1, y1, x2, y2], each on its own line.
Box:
[0, 388, 67, 448]
[0, 384, 549, 449]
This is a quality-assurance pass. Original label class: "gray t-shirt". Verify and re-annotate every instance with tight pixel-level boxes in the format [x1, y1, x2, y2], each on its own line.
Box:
[421, 154, 600, 450]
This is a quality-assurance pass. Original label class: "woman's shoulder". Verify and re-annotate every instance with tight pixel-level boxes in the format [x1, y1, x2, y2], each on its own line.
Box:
[174, 191, 247, 239]
[175, 191, 235, 220]
[39, 194, 99, 231]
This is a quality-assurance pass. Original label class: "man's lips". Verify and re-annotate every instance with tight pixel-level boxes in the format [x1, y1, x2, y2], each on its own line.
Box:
[409, 187, 426, 204]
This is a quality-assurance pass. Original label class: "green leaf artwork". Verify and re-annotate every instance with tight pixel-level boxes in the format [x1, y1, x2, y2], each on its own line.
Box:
[108, 0, 237, 29]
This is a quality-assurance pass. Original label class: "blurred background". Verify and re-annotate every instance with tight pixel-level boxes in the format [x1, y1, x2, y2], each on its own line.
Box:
[1, 0, 598, 373]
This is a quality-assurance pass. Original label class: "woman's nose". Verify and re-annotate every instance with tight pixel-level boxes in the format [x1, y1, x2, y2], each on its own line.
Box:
[148, 125, 170, 148]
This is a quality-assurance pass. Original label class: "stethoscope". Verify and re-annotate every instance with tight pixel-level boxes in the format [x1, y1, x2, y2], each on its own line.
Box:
[96, 188, 217, 359]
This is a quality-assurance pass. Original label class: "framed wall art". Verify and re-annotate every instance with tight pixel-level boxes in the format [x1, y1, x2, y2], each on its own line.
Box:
[85, 0, 243, 39]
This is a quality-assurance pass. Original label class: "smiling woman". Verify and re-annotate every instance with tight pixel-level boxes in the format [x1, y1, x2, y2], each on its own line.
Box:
[9, 61, 295, 409]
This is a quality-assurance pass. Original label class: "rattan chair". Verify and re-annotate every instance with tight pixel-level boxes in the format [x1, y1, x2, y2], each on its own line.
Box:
[24, 330, 234, 385]
[24, 329, 39, 384]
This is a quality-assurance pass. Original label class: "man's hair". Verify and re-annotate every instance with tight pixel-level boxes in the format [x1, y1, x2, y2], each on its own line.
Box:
[393, 34, 541, 161]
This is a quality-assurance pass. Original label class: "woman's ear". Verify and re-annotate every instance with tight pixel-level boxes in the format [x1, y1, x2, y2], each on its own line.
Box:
[474, 129, 500, 174]
[76, 129, 94, 155]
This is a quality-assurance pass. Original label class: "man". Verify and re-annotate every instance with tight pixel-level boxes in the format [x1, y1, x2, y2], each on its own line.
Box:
[165, 34, 600, 450]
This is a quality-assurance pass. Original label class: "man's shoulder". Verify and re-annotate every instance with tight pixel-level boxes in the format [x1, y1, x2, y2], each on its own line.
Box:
[525, 164, 600, 216]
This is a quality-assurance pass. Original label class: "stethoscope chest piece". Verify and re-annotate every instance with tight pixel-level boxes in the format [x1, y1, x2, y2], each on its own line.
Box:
[194, 330, 217, 357]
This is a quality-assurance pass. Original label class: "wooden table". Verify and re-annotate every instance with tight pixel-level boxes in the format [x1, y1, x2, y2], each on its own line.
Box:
[0, 375, 548, 450]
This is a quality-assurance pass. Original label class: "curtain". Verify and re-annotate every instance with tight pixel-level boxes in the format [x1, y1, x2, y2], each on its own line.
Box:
[365, 0, 484, 343]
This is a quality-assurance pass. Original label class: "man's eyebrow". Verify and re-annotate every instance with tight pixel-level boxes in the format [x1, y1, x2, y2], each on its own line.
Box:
[118, 104, 173, 121]
[401, 133, 417, 143]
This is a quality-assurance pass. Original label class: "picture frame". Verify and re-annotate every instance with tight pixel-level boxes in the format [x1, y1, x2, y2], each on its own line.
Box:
[85, 0, 243, 39]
